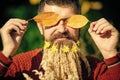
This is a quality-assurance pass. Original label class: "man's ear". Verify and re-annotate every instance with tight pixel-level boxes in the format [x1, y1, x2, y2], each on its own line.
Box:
[37, 23, 44, 35]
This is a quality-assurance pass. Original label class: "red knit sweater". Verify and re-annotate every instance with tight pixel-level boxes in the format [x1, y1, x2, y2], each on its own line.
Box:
[0, 49, 120, 80]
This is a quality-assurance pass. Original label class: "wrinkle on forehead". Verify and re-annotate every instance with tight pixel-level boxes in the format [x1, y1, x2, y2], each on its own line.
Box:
[43, 4, 75, 18]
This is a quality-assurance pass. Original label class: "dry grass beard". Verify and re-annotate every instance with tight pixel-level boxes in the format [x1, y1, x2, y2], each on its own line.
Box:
[38, 40, 91, 80]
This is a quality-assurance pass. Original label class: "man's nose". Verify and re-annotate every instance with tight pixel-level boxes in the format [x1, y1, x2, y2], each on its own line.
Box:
[57, 20, 67, 33]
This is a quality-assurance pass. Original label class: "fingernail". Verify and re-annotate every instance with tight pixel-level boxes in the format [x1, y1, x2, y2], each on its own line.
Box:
[101, 31, 104, 33]
[93, 27, 97, 31]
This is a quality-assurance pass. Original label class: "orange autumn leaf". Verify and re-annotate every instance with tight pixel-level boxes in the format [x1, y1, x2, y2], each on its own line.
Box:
[66, 15, 89, 28]
[33, 12, 62, 27]
[32, 12, 89, 29]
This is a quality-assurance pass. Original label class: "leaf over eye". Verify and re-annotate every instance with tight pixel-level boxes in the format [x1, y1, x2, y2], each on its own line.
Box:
[66, 15, 89, 28]
[33, 12, 62, 27]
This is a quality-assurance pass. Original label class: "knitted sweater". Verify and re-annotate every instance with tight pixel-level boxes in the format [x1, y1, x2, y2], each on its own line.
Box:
[0, 49, 120, 80]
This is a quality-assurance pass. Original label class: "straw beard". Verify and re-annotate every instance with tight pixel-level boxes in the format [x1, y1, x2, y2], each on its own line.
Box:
[39, 32, 91, 80]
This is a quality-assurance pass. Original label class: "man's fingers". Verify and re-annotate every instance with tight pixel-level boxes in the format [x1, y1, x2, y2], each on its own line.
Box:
[89, 18, 114, 35]
[88, 21, 96, 32]
[92, 18, 107, 31]
[2, 19, 28, 34]
[10, 19, 28, 30]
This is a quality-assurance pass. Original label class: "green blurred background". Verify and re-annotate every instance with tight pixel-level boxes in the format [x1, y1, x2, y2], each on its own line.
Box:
[0, 0, 120, 59]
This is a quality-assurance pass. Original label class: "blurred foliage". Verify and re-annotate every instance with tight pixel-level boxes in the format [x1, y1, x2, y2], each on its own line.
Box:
[29, 0, 40, 5]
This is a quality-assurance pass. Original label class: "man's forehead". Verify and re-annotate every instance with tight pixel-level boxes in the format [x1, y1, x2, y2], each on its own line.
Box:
[43, 4, 76, 18]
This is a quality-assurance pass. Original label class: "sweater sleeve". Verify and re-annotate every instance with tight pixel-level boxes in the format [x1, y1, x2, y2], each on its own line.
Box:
[0, 49, 42, 78]
[0, 52, 12, 76]
[94, 53, 120, 80]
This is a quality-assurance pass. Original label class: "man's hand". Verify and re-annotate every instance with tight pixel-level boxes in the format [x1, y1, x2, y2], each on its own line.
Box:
[88, 18, 119, 59]
[0, 19, 28, 57]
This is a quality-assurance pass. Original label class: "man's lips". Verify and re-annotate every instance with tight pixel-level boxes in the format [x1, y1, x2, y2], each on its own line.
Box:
[56, 37, 68, 40]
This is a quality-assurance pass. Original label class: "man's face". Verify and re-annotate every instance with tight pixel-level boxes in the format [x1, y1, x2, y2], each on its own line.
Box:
[38, 4, 80, 43]
[37, 4, 90, 80]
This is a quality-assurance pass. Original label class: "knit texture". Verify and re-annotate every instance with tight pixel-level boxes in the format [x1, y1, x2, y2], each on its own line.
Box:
[0, 49, 120, 80]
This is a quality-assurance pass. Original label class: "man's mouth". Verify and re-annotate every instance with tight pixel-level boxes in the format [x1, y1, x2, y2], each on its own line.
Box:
[50, 32, 73, 42]
[53, 37, 69, 43]
[56, 37, 68, 41]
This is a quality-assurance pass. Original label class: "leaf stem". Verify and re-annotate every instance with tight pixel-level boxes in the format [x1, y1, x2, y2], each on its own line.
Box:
[27, 18, 33, 22]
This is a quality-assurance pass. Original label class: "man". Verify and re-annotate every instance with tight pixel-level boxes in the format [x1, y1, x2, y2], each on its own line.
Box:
[0, 0, 120, 80]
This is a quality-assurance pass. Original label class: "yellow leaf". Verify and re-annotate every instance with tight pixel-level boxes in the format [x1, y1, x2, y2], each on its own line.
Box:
[33, 12, 62, 27]
[32, 12, 89, 29]
[66, 15, 89, 28]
